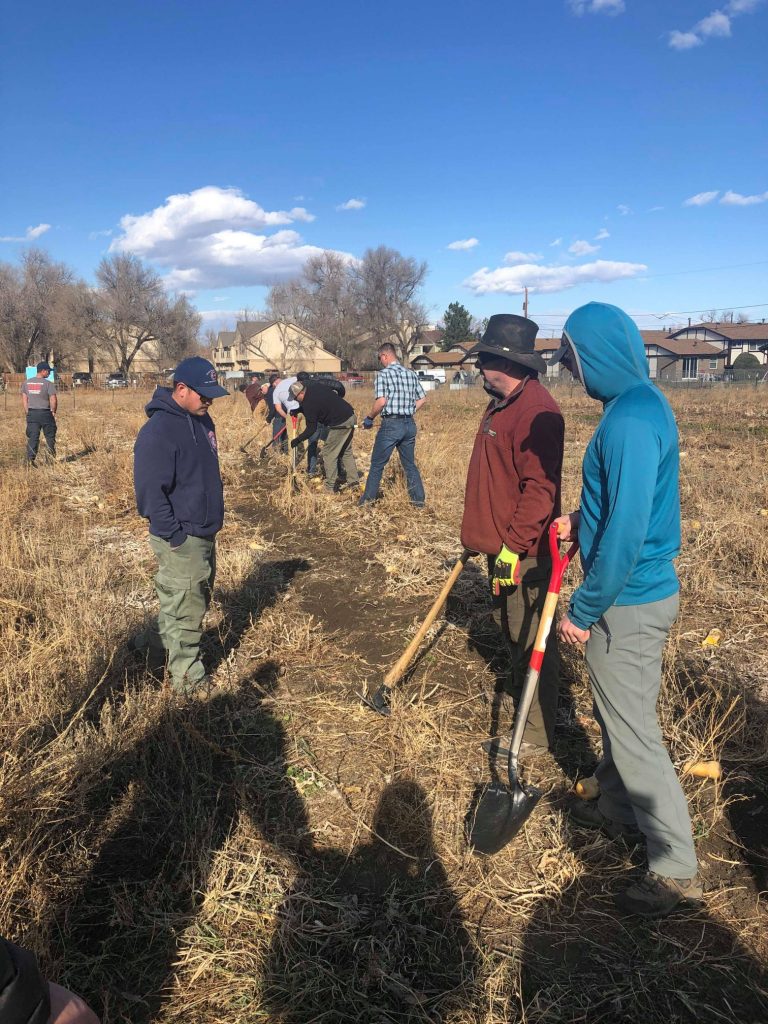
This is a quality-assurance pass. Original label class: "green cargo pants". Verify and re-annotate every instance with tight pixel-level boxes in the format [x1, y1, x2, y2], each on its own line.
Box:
[322, 415, 359, 492]
[134, 534, 216, 688]
[491, 557, 560, 749]
[586, 593, 698, 879]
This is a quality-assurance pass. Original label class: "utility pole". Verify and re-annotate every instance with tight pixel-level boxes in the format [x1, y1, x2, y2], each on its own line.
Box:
[523, 287, 529, 320]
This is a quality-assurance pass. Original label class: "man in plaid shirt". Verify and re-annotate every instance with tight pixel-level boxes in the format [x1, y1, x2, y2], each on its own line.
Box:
[359, 343, 427, 507]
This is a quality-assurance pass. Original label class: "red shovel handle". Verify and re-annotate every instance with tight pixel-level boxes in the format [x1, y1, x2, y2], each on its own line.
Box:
[548, 521, 579, 594]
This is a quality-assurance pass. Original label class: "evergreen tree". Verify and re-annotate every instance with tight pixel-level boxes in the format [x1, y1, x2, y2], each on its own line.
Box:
[440, 301, 473, 351]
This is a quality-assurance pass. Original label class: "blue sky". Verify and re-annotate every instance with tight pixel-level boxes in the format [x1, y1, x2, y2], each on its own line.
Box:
[1, 0, 766, 337]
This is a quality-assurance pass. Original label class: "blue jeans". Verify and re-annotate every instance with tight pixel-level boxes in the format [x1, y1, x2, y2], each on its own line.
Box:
[272, 414, 287, 452]
[360, 416, 425, 506]
[307, 424, 329, 474]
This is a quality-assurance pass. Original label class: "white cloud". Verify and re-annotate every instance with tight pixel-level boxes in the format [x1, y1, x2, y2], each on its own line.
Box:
[212, 296, 230, 302]
[0, 223, 51, 242]
[110, 186, 350, 291]
[447, 237, 480, 250]
[336, 198, 366, 211]
[726, 0, 761, 13]
[504, 249, 541, 262]
[569, 239, 600, 255]
[89, 228, 113, 239]
[569, 0, 625, 15]
[649, 206, 665, 212]
[669, 30, 703, 48]
[698, 10, 732, 36]
[720, 189, 768, 205]
[617, 204, 631, 216]
[550, 237, 562, 247]
[683, 190, 720, 206]
[668, 0, 762, 49]
[594, 228, 610, 240]
[463, 258, 647, 296]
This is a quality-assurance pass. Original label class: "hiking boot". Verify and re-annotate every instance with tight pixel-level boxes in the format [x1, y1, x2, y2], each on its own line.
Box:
[569, 798, 642, 840]
[614, 871, 703, 918]
[481, 737, 549, 759]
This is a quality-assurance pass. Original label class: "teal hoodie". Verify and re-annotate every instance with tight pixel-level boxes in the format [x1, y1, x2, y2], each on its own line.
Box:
[564, 303, 680, 630]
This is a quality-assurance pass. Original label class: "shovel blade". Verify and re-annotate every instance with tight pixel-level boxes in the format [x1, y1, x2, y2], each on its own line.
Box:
[363, 685, 392, 716]
[467, 780, 542, 855]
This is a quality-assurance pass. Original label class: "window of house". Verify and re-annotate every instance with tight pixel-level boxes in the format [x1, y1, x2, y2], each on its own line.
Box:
[682, 357, 698, 379]
[708, 359, 718, 370]
[749, 342, 763, 351]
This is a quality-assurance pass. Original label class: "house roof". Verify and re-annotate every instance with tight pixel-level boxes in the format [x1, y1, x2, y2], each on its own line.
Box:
[235, 320, 274, 339]
[216, 331, 236, 346]
[670, 321, 768, 342]
[416, 328, 445, 347]
[641, 333, 723, 357]
[535, 338, 560, 353]
[412, 351, 472, 366]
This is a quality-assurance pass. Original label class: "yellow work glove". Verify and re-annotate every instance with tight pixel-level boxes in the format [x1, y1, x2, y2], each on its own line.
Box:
[492, 545, 522, 596]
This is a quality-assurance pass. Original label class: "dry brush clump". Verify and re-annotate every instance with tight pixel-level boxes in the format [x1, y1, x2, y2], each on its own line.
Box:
[0, 383, 767, 1023]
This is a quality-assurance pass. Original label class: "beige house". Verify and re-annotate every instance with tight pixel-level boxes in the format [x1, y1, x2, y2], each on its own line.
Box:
[666, 321, 768, 369]
[71, 334, 163, 375]
[213, 321, 341, 374]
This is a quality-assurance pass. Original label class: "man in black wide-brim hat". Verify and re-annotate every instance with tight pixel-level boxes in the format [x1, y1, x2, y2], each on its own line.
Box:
[460, 314, 565, 757]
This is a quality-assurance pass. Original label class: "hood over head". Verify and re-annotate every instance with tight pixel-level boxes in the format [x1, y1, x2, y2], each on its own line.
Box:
[563, 302, 649, 404]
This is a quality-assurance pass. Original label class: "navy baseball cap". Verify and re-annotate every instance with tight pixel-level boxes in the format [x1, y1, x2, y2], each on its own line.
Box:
[37, 361, 52, 372]
[173, 357, 229, 398]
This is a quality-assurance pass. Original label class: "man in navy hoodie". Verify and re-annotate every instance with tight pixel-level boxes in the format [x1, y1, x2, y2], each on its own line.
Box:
[133, 357, 228, 692]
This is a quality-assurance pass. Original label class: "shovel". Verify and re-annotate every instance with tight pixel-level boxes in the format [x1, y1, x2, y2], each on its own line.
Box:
[468, 523, 578, 855]
[259, 424, 287, 459]
[365, 549, 474, 715]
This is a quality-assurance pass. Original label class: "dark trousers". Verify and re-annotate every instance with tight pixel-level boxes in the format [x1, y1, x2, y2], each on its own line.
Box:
[26, 410, 56, 462]
[360, 415, 425, 506]
[490, 556, 560, 748]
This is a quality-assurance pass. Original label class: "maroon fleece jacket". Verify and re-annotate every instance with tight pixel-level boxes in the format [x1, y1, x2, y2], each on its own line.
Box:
[460, 377, 564, 558]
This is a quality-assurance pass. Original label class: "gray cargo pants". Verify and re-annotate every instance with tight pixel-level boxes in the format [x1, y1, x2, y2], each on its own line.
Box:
[586, 593, 698, 879]
[134, 534, 216, 688]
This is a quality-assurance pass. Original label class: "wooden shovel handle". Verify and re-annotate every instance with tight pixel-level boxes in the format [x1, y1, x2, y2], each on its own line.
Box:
[383, 550, 472, 688]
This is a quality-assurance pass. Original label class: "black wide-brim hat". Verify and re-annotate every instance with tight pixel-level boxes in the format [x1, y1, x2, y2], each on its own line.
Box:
[467, 314, 546, 374]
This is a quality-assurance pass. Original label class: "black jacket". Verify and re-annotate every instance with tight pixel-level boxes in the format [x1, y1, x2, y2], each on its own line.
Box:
[0, 939, 50, 1024]
[134, 388, 224, 546]
[293, 382, 355, 443]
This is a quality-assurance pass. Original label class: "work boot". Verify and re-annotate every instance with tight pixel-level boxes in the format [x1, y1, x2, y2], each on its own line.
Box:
[614, 872, 703, 918]
[569, 798, 642, 841]
[481, 737, 549, 758]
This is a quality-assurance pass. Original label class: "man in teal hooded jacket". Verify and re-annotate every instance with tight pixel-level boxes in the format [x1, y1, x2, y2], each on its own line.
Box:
[552, 302, 700, 918]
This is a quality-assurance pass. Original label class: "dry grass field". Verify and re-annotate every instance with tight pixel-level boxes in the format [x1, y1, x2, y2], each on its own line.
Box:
[0, 381, 767, 1023]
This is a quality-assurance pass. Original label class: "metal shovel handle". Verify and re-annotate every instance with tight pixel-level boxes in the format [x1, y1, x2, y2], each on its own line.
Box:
[505, 523, 579, 779]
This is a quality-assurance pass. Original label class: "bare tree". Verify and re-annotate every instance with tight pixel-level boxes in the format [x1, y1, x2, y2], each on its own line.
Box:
[701, 309, 720, 324]
[736, 311, 751, 324]
[300, 252, 360, 364]
[0, 249, 77, 371]
[155, 294, 202, 369]
[352, 246, 428, 362]
[89, 254, 171, 374]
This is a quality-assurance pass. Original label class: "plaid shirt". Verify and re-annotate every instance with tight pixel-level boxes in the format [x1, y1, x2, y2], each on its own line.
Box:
[375, 362, 426, 416]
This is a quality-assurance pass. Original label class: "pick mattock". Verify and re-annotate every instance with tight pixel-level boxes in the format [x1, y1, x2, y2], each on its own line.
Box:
[364, 548, 474, 716]
[468, 523, 578, 855]
[259, 424, 287, 459]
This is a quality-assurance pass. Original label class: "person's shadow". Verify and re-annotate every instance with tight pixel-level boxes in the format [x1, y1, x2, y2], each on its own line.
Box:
[520, 827, 768, 1022]
[52, 665, 312, 1024]
[264, 778, 480, 1023]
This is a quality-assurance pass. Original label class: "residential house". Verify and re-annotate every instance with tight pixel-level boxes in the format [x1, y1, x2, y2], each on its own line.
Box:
[213, 321, 341, 375]
[409, 327, 444, 358]
[666, 321, 768, 369]
[641, 331, 726, 382]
